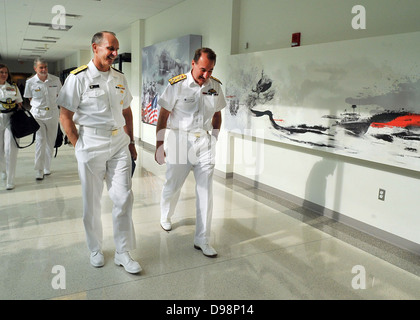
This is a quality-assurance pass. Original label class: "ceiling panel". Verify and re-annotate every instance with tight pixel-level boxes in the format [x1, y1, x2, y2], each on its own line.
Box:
[0, 0, 186, 61]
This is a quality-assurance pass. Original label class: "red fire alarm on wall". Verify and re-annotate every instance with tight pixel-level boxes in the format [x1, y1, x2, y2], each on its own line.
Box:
[291, 32, 301, 47]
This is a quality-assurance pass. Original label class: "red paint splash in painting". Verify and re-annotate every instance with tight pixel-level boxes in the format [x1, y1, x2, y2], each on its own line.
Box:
[371, 114, 420, 128]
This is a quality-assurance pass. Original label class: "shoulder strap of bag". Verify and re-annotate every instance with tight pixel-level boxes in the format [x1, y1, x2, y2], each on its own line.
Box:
[13, 132, 36, 149]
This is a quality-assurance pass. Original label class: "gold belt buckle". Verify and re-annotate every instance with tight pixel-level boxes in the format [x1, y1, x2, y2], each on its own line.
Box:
[1, 102, 15, 110]
[193, 132, 201, 143]
[111, 129, 119, 136]
[45, 107, 50, 111]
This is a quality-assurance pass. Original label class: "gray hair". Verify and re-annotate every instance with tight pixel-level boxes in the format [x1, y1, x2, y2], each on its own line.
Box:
[91, 31, 116, 45]
[33, 57, 48, 67]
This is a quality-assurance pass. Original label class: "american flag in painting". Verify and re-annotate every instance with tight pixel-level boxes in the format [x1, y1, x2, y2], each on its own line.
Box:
[146, 95, 158, 124]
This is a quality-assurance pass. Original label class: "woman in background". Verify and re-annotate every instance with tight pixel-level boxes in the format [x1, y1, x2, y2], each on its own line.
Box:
[0, 63, 23, 190]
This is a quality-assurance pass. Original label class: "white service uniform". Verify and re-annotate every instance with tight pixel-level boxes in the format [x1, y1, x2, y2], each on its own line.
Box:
[24, 73, 62, 173]
[56, 60, 135, 253]
[158, 71, 226, 245]
[0, 82, 23, 186]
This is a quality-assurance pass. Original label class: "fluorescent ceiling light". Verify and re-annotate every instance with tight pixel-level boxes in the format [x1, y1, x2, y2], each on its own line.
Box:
[24, 39, 57, 43]
[28, 22, 72, 31]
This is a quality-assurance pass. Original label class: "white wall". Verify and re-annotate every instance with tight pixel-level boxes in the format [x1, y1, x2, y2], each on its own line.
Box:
[57, 48, 92, 72]
[237, 0, 420, 53]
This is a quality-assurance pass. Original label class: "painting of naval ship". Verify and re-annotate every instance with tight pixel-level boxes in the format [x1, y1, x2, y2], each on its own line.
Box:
[224, 31, 420, 171]
[334, 105, 371, 136]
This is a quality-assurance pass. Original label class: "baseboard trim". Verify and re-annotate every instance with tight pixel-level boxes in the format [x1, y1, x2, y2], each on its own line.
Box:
[230, 173, 420, 256]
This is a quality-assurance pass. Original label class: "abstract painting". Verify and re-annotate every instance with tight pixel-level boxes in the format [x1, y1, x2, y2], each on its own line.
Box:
[141, 34, 202, 125]
[225, 31, 420, 171]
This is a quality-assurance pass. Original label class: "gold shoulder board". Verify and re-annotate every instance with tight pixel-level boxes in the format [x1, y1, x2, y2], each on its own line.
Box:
[168, 74, 187, 85]
[210, 76, 222, 85]
[70, 65, 88, 75]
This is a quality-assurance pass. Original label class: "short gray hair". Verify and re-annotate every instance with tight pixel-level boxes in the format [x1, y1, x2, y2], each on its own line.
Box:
[91, 31, 116, 45]
[33, 57, 48, 67]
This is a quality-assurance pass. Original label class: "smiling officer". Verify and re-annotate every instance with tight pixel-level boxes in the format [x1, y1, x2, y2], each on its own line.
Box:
[57, 31, 140, 274]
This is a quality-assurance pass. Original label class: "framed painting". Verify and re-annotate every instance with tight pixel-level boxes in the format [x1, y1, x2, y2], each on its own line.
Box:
[141, 34, 202, 125]
[225, 31, 420, 171]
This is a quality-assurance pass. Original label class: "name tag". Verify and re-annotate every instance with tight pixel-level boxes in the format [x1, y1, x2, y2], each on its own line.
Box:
[89, 84, 100, 89]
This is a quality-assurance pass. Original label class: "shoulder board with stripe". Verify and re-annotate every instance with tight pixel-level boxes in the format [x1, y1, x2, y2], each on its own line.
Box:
[70, 65, 88, 75]
[168, 74, 187, 85]
[111, 67, 123, 74]
[210, 76, 222, 85]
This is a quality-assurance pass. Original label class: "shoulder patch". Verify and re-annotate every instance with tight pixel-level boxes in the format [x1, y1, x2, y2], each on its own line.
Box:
[70, 65, 88, 75]
[210, 76, 222, 85]
[169, 74, 187, 85]
[111, 67, 123, 74]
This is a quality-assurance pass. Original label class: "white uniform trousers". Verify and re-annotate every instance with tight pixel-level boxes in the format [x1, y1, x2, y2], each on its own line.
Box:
[75, 126, 136, 253]
[161, 130, 216, 245]
[33, 113, 58, 173]
[0, 113, 19, 186]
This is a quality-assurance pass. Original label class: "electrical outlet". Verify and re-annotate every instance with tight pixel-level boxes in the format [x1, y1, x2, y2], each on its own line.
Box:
[378, 188, 386, 201]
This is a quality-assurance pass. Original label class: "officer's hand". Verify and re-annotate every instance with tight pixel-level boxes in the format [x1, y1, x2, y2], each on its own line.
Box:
[129, 143, 137, 161]
[155, 145, 165, 165]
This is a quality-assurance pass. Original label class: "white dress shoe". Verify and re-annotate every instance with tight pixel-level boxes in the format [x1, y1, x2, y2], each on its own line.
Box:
[35, 170, 44, 180]
[194, 243, 218, 258]
[6, 184, 15, 190]
[90, 251, 104, 267]
[44, 169, 51, 175]
[160, 219, 172, 231]
[114, 251, 142, 274]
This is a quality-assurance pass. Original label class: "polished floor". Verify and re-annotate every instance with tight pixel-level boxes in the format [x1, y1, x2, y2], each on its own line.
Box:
[0, 136, 419, 300]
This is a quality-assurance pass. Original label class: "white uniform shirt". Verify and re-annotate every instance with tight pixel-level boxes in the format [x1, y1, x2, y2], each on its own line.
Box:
[158, 71, 226, 132]
[57, 60, 133, 130]
[24, 73, 62, 118]
[0, 82, 23, 112]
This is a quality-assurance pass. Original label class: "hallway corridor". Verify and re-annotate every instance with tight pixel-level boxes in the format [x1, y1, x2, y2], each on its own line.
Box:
[0, 137, 419, 300]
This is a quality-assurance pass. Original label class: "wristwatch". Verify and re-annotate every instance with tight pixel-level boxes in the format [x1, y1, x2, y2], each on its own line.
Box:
[130, 140, 135, 145]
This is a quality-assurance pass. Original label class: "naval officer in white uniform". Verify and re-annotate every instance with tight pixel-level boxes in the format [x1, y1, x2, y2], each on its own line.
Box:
[0, 64, 23, 190]
[24, 58, 62, 180]
[155, 47, 226, 257]
[57, 31, 141, 274]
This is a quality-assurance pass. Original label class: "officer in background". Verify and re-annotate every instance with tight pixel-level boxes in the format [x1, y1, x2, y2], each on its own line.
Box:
[155, 47, 226, 257]
[0, 64, 23, 190]
[24, 58, 62, 180]
[57, 31, 141, 274]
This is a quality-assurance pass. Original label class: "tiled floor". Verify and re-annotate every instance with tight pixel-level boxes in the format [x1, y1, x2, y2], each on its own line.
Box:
[0, 136, 419, 300]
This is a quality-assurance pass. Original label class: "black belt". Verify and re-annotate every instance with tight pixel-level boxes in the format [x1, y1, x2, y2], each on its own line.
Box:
[0, 108, 15, 113]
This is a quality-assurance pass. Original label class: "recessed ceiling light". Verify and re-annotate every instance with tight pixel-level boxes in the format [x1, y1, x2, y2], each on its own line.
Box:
[65, 14, 82, 19]
[28, 22, 51, 27]
[24, 39, 57, 43]
[21, 49, 47, 52]
[28, 22, 72, 31]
